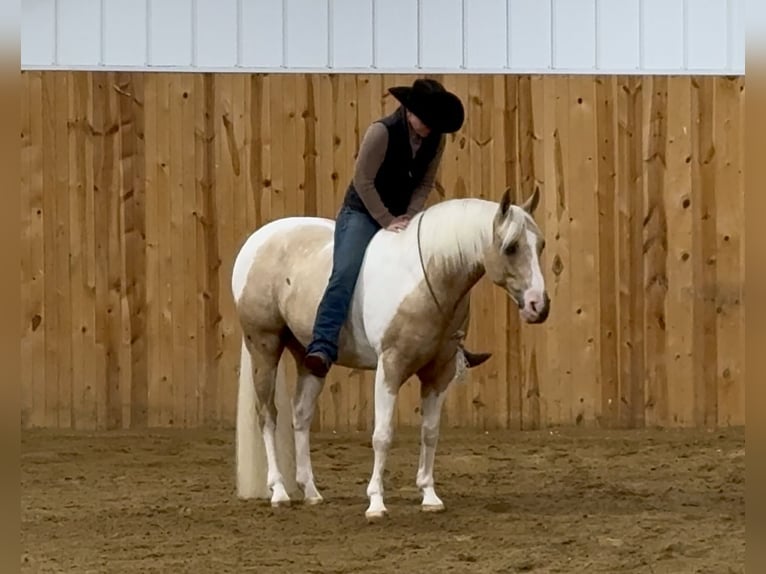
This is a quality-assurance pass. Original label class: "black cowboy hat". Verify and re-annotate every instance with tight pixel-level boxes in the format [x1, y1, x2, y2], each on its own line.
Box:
[388, 78, 465, 134]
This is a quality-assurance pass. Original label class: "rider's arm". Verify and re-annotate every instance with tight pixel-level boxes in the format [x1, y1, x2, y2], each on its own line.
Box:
[406, 135, 445, 218]
[353, 122, 396, 228]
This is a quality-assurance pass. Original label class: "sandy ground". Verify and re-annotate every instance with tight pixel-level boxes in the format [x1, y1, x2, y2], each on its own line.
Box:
[21, 426, 744, 573]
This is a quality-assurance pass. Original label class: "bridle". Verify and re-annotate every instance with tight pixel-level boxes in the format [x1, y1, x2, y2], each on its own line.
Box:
[415, 208, 472, 378]
[416, 209, 446, 317]
[417, 206, 526, 313]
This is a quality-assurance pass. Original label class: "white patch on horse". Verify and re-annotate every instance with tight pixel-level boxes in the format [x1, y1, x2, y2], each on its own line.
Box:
[359, 199, 499, 351]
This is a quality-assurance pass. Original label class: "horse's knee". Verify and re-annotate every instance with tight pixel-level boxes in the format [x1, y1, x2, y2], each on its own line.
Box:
[372, 427, 393, 452]
[421, 424, 439, 448]
[292, 402, 314, 432]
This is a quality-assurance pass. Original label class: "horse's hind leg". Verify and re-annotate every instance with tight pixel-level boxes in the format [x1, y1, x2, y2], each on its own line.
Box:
[246, 330, 292, 507]
[285, 340, 325, 505]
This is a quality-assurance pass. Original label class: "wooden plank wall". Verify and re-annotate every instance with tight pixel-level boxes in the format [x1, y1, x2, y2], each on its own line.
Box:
[19, 71, 745, 431]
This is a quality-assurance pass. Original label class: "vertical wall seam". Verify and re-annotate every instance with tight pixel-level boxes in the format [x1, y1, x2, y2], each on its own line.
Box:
[236, 0, 243, 67]
[327, 0, 333, 68]
[594, 0, 600, 70]
[53, 0, 59, 65]
[99, 0, 105, 66]
[505, 0, 511, 69]
[145, 0, 152, 66]
[281, 0, 287, 67]
[416, 0, 422, 68]
[682, 0, 689, 70]
[461, 0, 466, 69]
[550, 0, 556, 69]
[638, 0, 645, 69]
[191, 0, 197, 67]
[371, 0, 377, 68]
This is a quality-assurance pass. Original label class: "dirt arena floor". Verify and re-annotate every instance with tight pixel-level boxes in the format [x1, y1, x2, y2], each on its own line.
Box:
[22, 426, 744, 573]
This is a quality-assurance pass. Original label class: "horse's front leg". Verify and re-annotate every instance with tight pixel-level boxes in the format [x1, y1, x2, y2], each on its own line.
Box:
[416, 384, 448, 512]
[416, 344, 467, 513]
[365, 358, 401, 521]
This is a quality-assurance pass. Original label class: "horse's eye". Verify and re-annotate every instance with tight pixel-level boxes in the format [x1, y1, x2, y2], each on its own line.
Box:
[504, 243, 518, 256]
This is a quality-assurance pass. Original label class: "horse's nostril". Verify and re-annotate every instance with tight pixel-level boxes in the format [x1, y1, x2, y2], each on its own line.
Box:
[530, 301, 537, 312]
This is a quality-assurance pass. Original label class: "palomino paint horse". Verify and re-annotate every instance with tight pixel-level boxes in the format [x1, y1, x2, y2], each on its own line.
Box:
[231, 187, 549, 521]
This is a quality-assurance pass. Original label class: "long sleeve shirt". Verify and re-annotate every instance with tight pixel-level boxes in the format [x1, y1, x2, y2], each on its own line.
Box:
[352, 122, 446, 228]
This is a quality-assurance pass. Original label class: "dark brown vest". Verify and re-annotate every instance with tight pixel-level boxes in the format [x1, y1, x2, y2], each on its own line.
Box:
[343, 106, 442, 219]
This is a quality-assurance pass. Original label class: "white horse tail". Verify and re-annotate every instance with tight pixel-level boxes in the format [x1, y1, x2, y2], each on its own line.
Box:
[236, 338, 299, 501]
[236, 338, 269, 499]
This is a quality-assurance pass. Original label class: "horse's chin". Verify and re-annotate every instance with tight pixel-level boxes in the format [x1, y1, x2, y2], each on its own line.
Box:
[520, 308, 549, 325]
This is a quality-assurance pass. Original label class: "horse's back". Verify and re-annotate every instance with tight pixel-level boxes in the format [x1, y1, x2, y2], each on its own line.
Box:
[231, 213, 426, 369]
[232, 216, 335, 305]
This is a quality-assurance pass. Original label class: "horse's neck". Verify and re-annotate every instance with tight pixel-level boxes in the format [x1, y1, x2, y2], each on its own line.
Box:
[416, 200, 494, 314]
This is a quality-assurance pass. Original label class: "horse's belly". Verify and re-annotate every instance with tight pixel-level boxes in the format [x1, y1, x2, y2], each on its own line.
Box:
[281, 284, 379, 369]
[276, 250, 379, 370]
[262, 220, 419, 371]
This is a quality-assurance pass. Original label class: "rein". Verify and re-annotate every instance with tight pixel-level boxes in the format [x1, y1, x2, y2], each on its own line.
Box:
[416, 209, 446, 317]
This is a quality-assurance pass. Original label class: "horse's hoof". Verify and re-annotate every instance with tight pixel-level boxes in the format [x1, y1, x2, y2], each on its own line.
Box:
[304, 495, 324, 506]
[421, 502, 445, 513]
[365, 509, 388, 522]
[270, 498, 291, 508]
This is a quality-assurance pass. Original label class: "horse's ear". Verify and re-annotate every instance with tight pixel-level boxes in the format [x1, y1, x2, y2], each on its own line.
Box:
[499, 187, 513, 216]
[521, 186, 541, 215]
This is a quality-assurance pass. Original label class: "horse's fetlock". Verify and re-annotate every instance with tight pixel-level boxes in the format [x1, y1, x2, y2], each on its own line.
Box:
[416, 474, 433, 489]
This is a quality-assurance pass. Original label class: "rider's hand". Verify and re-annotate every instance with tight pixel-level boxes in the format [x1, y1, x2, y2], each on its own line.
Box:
[386, 215, 410, 233]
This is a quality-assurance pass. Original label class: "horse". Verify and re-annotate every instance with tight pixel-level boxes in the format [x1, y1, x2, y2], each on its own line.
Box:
[231, 187, 550, 521]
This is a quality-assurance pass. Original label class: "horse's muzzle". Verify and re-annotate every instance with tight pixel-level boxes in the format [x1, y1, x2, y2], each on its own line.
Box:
[520, 290, 550, 324]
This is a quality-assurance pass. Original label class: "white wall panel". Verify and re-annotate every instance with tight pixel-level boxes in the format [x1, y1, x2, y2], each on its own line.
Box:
[195, 0, 238, 67]
[331, 0, 373, 68]
[58, 0, 101, 65]
[642, 0, 684, 70]
[688, 0, 728, 70]
[103, 0, 147, 66]
[20, 0, 745, 73]
[148, 0, 192, 66]
[553, 0, 596, 70]
[420, 0, 463, 68]
[22, 0, 55, 65]
[509, 0, 551, 70]
[464, 0, 507, 69]
[374, 0, 418, 68]
[241, 0, 283, 67]
[285, 0, 328, 68]
[597, 0, 639, 70]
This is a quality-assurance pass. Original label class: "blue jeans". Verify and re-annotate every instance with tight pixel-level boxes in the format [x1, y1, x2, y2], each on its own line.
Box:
[306, 205, 382, 362]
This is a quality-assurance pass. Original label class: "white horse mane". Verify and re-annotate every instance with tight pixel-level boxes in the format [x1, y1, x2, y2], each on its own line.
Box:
[407, 197, 526, 272]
